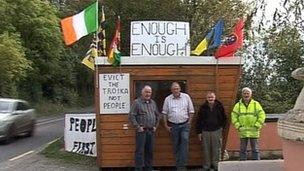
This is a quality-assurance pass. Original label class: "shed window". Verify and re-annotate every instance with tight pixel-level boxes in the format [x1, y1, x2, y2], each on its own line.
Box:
[134, 80, 186, 111]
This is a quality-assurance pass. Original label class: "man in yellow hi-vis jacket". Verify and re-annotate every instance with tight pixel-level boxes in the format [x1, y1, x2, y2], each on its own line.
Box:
[231, 87, 266, 160]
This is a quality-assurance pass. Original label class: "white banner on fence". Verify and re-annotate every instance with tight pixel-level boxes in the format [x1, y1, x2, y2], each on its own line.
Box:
[64, 113, 96, 156]
[130, 21, 190, 57]
[99, 73, 130, 114]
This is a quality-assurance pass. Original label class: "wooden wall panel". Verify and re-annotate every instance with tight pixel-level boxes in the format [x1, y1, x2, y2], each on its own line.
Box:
[189, 76, 215, 84]
[100, 130, 134, 138]
[97, 65, 242, 168]
[101, 145, 134, 152]
[188, 83, 215, 90]
[100, 115, 128, 122]
[100, 123, 129, 130]
[218, 67, 239, 76]
[101, 159, 133, 167]
[100, 137, 134, 145]
[218, 76, 237, 83]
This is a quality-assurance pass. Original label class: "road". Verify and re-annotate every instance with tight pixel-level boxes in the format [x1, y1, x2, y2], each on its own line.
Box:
[0, 117, 64, 162]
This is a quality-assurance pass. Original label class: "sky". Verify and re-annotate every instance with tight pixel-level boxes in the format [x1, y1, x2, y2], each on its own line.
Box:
[265, 0, 281, 17]
[253, 0, 282, 27]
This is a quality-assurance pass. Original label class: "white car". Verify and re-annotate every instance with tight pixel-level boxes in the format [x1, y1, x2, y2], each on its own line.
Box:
[0, 98, 36, 143]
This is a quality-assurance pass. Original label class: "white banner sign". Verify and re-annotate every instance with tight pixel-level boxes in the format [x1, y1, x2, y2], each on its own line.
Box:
[130, 21, 190, 57]
[64, 113, 96, 157]
[99, 73, 130, 114]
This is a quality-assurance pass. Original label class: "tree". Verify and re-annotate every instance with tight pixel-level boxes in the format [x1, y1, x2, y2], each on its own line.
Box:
[0, 0, 85, 105]
[240, 0, 304, 113]
[102, 0, 190, 55]
[56, 0, 252, 104]
[191, 0, 250, 49]
[0, 0, 255, 107]
[11, 0, 64, 101]
[0, 33, 32, 97]
[265, 26, 304, 112]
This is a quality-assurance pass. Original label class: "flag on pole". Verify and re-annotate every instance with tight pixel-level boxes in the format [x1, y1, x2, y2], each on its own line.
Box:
[97, 6, 106, 56]
[191, 20, 224, 56]
[215, 19, 244, 58]
[81, 38, 98, 70]
[107, 16, 121, 67]
[82, 6, 106, 70]
[208, 19, 224, 50]
[61, 1, 98, 46]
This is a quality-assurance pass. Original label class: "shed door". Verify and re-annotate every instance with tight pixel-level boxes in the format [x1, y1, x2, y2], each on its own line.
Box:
[134, 80, 187, 112]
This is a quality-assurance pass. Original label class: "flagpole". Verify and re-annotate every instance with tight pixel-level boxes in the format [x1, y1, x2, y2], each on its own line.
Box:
[94, 0, 100, 165]
[117, 15, 122, 75]
[221, 55, 243, 160]
[216, 57, 225, 160]
[101, 5, 106, 56]
[95, 0, 99, 88]
[215, 58, 219, 96]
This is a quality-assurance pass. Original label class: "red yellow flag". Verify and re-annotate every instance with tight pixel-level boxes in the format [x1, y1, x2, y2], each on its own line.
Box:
[107, 16, 121, 67]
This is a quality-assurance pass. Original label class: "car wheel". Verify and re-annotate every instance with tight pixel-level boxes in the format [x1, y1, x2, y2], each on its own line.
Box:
[26, 121, 35, 137]
[4, 125, 15, 144]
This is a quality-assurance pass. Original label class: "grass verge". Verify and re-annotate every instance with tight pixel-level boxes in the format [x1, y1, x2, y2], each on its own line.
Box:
[34, 100, 94, 118]
[40, 137, 96, 167]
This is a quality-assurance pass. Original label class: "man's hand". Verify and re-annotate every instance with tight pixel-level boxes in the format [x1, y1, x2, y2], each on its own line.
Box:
[189, 113, 194, 125]
[163, 115, 171, 132]
[153, 127, 157, 132]
[198, 134, 202, 141]
[165, 125, 171, 132]
[137, 126, 144, 132]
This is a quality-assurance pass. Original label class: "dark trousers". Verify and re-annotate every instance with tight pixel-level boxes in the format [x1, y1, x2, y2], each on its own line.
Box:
[135, 130, 154, 171]
[170, 122, 190, 170]
[240, 138, 260, 160]
[201, 128, 222, 171]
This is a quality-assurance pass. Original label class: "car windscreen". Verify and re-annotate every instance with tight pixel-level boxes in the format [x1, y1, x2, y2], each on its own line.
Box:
[0, 101, 13, 113]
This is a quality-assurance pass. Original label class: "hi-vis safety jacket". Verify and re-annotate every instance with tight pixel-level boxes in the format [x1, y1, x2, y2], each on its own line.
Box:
[231, 99, 266, 138]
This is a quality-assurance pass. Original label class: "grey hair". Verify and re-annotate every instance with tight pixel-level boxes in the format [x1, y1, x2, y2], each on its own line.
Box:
[242, 87, 252, 94]
[141, 85, 152, 93]
[171, 82, 180, 88]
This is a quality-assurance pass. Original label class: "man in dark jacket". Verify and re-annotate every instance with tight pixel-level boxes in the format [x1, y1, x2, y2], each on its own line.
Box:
[196, 92, 227, 171]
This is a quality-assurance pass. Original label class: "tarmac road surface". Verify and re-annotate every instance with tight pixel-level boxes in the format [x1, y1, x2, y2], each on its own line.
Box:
[0, 117, 64, 163]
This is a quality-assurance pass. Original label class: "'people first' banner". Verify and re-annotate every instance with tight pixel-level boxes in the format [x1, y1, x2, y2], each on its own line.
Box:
[130, 21, 190, 57]
[64, 113, 96, 156]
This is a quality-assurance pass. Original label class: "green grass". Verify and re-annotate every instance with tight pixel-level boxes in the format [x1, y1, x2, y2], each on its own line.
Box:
[40, 137, 97, 166]
[34, 100, 94, 118]
[34, 102, 67, 118]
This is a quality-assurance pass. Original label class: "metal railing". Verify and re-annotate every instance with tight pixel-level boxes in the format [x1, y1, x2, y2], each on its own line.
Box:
[265, 113, 285, 122]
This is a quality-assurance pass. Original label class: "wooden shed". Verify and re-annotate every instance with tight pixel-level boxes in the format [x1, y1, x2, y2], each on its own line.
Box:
[95, 56, 243, 169]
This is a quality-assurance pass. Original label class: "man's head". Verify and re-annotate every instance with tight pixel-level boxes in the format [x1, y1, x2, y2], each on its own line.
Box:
[206, 92, 216, 104]
[141, 85, 152, 101]
[171, 82, 181, 97]
[242, 87, 252, 103]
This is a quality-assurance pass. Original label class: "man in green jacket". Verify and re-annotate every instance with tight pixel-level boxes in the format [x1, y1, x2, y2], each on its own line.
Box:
[231, 87, 266, 160]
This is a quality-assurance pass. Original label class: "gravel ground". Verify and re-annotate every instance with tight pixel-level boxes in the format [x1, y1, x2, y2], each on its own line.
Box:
[0, 150, 204, 171]
[0, 151, 99, 171]
[0, 149, 281, 171]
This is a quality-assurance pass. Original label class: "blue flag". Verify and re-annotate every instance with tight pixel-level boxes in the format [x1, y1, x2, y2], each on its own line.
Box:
[191, 19, 224, 56]
[208, 19, 224, 50]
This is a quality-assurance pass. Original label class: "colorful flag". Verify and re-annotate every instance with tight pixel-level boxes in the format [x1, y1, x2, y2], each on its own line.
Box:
[82, 6, 106, 70]
[81, 39, 98, 70]
[208, 19, 224, 50]
[191, 20, 224, 56]
[97, 6, 106, 56]
[215, 19, 244, 58]
[61, 1, 98, 46]
[107, 16, 121, 67]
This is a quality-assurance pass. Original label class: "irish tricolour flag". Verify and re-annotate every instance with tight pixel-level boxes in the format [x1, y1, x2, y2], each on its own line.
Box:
[61, 1, 98, 45]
